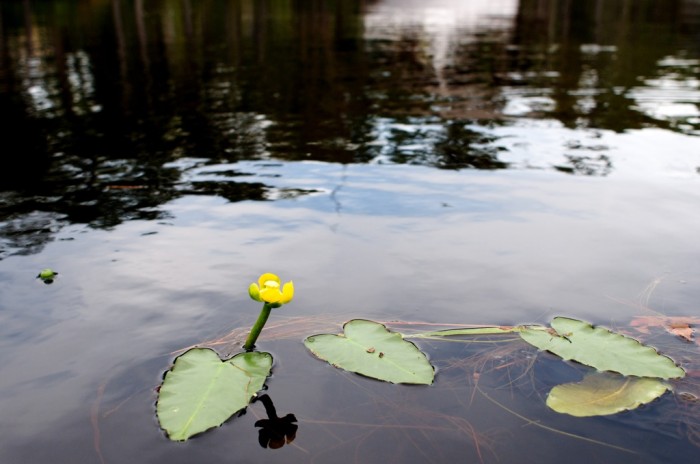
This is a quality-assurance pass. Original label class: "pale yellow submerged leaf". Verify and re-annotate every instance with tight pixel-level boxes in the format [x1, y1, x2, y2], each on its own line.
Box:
[546, 372, 670, 417]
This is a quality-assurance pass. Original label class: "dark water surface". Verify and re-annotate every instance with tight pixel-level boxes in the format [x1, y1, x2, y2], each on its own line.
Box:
[1, 0, 700, 462]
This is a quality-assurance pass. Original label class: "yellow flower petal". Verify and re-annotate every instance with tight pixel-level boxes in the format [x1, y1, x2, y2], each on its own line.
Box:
[249, 283, 262, 302]
[258, 273, 280, 288]
[280, 281, 294, 304]
[260, 287, 282, 303]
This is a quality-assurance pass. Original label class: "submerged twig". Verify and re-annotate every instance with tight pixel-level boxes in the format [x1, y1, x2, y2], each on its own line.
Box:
[91, 381, 108, 464]
[474, 383, 638, 455]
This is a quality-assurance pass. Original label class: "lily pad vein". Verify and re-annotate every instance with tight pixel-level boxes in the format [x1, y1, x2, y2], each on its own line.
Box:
[180, 362, 225, 437]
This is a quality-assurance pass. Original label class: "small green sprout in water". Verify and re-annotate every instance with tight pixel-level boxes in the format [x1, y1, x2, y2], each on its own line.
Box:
[37, 268, 58, 284]
[244, 273, 294, 351]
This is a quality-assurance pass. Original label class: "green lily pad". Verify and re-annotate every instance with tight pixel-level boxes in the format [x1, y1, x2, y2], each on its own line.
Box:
[304, 319, 434, 385]
[37, 268, 58, 284]
[156, 348, 272, 441]
[519, 317, 685, 379]
[547, 372, 670, 417]
[410, 326, 519, 338]
[37, 268, 58, 280]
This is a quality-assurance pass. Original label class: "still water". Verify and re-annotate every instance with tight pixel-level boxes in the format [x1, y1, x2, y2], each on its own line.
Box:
[1, 0, 700, 462]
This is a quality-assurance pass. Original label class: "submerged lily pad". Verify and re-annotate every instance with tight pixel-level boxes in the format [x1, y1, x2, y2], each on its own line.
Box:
[304, 319, 434, 385]
[157, 348, 272, 441]
[519, 317, 685, 379]
[547, 372, 670, 417]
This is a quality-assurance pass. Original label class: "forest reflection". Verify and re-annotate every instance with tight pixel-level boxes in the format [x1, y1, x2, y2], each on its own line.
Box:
[0, 0, 698, 254]
[513, 0, 700, 133]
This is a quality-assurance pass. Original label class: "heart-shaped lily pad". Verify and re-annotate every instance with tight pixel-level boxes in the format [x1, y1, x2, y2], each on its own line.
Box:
[546, 372, 670, 417]
[519, 317, 685, 379]
[156, 347, 272, 441]
[304, 319, 434, 385]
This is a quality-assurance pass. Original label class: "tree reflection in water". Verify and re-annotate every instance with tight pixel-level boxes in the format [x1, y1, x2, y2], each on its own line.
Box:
[0, 0, 698, 258]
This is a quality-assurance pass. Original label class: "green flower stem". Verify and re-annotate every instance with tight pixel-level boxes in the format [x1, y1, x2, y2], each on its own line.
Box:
[244, 303, 272, 351]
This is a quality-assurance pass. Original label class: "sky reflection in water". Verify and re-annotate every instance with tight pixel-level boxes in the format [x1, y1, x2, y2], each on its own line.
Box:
[1, 1, 700, 463]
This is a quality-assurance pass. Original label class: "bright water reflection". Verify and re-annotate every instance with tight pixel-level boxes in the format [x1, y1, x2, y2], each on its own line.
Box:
[1, 0, 698, 248]
[1, 1, 700, 463]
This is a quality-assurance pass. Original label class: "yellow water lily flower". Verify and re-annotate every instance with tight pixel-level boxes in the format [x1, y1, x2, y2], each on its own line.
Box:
[249, 273, 294, 306]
